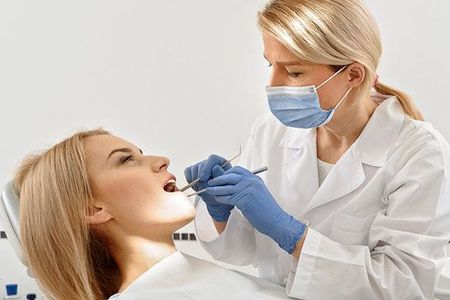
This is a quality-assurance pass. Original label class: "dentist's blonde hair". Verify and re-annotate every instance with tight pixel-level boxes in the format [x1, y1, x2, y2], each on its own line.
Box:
[258, 0, 424, 120]
[14, 129, 120, 300]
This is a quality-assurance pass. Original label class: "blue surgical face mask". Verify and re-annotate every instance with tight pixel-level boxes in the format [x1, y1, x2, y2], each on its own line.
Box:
[267, 66, 352, 129]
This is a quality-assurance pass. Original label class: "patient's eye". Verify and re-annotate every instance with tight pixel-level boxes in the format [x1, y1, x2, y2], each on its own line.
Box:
[120, 154, 134, 164]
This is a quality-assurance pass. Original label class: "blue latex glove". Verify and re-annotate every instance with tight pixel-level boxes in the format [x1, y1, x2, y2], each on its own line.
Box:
[206, 166, 307, 254]
[184, 154, 234, 222]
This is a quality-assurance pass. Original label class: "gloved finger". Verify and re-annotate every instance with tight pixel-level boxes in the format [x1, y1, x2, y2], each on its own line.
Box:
[215, 195, 233, 206]
[223, 166, 252, 176]
[211, 165, 226, 178]
[198, 193, 215, 204]
[209, 154, 227, 164]
[199, 154, 227, 182]
[208, 173, 243, 186]
[184, 161, 201, 184]
[221, 160, 232, 171]
[184, 166, 194, 183]
[206, 185, 236, 196]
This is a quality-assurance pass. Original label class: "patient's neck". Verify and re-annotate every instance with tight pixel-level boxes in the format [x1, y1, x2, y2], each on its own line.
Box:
[111, 234, 176, 292]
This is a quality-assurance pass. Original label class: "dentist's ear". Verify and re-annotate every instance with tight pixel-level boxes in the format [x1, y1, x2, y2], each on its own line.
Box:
[87, 205, 113, 225]
[346, 62, 366, 88]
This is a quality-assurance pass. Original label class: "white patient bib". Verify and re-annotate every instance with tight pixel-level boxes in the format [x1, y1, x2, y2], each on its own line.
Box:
[109, 251, 288, 299]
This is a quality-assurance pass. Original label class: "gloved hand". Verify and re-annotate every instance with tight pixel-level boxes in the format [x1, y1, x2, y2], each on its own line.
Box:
[206, 166, 307, 254]
[184, 154, 234, 222]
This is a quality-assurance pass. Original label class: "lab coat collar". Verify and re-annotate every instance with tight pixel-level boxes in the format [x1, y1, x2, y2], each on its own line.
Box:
[277, 95, 405, 213]
[278, 127, 312, 150]
[303, 144, 365, 213]
[356, 96, 405, 167]
[281, 129, 320, 215]
[278, 95, 405, 168]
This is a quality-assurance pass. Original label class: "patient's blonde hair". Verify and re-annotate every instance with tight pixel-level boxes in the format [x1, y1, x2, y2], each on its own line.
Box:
[14, 129, 120, 300]
[258, 0, 423, 120]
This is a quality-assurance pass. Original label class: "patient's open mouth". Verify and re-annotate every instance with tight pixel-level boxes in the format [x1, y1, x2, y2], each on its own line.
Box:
[163, 178, 179, 193]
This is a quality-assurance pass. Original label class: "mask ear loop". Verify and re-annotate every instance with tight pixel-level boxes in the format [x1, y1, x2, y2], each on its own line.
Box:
[333, 87, 353, 111]
[316, 65, 348, 90]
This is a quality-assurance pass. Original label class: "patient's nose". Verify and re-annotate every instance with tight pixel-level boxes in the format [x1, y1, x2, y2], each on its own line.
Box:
[151, 156, 170, 172]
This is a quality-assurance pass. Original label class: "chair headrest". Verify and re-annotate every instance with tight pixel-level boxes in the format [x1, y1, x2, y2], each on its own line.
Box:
[0, 181, 33, 277]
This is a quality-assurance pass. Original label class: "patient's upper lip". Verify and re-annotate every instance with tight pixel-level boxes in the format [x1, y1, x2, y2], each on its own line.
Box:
[163, 173, 179, 192]
[163, 174, 177, 187]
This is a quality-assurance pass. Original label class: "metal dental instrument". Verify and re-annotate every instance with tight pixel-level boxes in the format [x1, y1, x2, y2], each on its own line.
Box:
[179, 147, 242, 192]
[187, 166, 268, 197]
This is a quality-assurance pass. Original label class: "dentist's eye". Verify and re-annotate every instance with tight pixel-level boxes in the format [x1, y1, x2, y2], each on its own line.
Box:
[288, 72, 302, 78]
[120, 155, 134, 164]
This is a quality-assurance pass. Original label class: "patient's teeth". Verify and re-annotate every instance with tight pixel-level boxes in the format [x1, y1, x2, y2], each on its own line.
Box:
[164, 179, 177, 192]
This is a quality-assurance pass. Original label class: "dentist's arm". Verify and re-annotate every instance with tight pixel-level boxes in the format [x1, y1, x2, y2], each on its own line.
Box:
[213, 220, 227, 235]
[292, 228, 308, 259]
[207, 166, 308, 255]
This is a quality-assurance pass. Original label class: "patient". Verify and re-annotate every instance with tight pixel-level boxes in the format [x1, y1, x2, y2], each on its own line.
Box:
[14, 129, 287, 300]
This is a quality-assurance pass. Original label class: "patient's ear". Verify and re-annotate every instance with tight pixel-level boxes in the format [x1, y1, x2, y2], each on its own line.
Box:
[87, 205, 113, 225]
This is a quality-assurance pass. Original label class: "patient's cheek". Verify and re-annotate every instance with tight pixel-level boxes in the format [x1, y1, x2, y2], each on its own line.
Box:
[100, 173, 159, 203]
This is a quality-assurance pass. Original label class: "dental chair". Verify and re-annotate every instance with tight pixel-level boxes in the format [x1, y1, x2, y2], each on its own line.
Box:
[1, 181, 450, 298]
[0, 181, 33, 277]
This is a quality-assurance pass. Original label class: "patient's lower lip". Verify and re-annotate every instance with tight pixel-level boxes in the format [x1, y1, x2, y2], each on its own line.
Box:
[163, 181, 179, 192]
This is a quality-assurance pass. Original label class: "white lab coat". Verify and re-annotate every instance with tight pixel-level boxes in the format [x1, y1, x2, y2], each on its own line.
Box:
[108, 251, 289, 299]
[194, 95, 450, 299]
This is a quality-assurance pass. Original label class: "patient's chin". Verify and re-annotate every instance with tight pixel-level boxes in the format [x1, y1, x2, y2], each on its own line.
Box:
[151, 205, 195, 237]
[163, 192, 195, 222]
[175, 212, 195, 230]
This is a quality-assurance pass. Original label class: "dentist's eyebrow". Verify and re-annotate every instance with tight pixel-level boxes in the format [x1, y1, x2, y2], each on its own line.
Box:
[263, 54, 304, 67]
[108, 147, 143, 159]
[279, 61, 305, 66]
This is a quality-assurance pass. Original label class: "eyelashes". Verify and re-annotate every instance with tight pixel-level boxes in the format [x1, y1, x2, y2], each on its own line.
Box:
[266, 62, 302, 78]
[120, 154, 134, 164]
[288, 72, 302, 78]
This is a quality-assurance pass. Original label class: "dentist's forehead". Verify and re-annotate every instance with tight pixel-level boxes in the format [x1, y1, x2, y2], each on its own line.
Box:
[262, 33, 313, 67]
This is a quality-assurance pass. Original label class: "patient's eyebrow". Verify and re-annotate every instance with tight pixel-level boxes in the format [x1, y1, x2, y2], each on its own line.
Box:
[108, 147, 143, 159]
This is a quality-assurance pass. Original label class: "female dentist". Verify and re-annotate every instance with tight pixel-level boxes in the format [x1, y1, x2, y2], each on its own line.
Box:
[185, 0, 450, 299]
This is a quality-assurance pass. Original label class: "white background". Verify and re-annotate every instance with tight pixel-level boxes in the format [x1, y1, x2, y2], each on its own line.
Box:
[0, 0, 449, 298]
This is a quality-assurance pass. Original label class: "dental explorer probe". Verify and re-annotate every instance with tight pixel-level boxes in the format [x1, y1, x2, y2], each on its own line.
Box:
[187, 166, 268, 197]
[179, 148, 242, 192]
